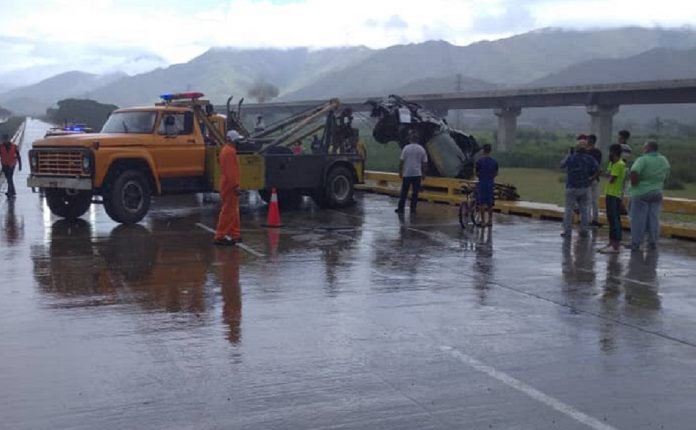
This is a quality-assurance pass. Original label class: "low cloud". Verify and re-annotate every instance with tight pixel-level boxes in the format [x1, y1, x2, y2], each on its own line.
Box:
[1, 0, 696, 85]
[366, 15, 408, 30]
[472, 2, 536, 34]
[385, 15, 409, 30]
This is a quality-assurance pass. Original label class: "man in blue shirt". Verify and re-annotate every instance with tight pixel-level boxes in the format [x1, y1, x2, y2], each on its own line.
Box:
[560, 135, 599, 238]
[475, 144, 499, 227]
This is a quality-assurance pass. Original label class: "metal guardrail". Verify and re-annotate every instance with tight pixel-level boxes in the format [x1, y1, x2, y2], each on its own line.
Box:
[358, 171, 469, 205]
[599, 196, 696, 216]
[12, 119, 27, 146]
[358, 170, 696, 240]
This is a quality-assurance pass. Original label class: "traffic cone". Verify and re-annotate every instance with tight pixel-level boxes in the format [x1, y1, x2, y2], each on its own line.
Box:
[263, 188, 283, 228]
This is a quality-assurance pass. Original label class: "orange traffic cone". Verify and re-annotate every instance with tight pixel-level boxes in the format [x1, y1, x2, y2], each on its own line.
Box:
[263, 188, 283, 228]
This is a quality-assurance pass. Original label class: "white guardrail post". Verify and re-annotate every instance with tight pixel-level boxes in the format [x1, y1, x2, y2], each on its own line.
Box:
[12, 118, 27, 147]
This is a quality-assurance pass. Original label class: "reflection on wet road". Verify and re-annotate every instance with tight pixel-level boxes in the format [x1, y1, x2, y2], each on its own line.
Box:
[2, 119, 696, 429]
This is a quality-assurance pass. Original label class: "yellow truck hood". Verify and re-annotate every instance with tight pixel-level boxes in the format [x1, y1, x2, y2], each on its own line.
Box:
[33, 133, 150, 148]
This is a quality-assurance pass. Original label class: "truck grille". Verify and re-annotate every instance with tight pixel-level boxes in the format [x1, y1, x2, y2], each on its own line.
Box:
[36, 151, 86, 177]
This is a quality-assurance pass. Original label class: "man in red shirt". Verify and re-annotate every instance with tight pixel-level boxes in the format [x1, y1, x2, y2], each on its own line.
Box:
[214, 130, 242, 246]
[0, 134, 22, 198]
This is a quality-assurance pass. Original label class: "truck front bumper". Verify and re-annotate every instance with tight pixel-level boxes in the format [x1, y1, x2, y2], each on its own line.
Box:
[27, 176, 92, 190]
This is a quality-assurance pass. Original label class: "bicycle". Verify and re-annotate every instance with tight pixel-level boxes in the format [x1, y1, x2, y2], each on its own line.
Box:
[459, 187, 483, 228]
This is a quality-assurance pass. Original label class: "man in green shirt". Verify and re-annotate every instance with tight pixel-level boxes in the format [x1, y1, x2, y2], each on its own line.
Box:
[598, 144, 626, 253]
[628, 141, 671, 251]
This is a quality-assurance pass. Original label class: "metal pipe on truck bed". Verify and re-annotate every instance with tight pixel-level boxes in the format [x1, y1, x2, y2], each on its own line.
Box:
[261, 99, 340, 153]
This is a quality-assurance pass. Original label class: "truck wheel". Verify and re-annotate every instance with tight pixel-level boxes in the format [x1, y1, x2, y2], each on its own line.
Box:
[324, 166, 354, 208]
[103, 170, 151, 224]
[45, 189, 92, 220]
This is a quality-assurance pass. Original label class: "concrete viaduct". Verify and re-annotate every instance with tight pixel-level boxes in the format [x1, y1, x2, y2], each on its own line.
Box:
[228, 79, 696, 152]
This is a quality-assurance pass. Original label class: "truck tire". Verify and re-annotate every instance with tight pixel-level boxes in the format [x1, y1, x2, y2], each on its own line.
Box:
[103, 170, 151, 224]
[45, 189, 92, 220]
[323, 166, 354, 208]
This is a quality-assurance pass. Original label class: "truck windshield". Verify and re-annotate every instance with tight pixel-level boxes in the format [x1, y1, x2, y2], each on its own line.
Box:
[101, 111, 157, 134]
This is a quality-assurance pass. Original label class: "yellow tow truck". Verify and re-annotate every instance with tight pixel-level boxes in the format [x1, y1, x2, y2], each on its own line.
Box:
[27, 92, 364, 224]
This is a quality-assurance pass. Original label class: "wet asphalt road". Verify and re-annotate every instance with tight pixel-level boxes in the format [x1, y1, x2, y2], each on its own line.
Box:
[2, 119, 696, 429]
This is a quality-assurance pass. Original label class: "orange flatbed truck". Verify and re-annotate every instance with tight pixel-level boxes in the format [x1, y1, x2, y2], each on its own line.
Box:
[27, 92, 364, 224]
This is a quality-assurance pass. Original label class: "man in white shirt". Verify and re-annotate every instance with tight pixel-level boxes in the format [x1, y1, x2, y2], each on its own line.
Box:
[395, 131, 428, 214]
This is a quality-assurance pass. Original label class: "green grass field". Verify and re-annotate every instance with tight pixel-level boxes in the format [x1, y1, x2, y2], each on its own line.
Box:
[497, 167, 696, 224]
[496, 168, 567, 206]
[497, 167, 696, 206]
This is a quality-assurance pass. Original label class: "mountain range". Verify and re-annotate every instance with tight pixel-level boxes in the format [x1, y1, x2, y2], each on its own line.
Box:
[3, 26, 696, 117]
[529, 47, 696, 86]
[0, 71, 126, 115]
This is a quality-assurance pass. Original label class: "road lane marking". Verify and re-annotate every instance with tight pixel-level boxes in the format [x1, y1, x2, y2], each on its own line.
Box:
[440, 346, 619, 430]
[195, 223, 265, 258]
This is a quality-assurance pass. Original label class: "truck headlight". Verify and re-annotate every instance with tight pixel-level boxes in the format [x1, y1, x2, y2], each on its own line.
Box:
[82, 156, 91, 171]
[30, 154, 38, 169]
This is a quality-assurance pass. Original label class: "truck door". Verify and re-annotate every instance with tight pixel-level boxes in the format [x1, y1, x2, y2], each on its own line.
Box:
[151, 111, 205, 178]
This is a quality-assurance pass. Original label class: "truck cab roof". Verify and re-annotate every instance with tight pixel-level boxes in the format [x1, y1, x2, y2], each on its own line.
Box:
[115, 105, 195, 113]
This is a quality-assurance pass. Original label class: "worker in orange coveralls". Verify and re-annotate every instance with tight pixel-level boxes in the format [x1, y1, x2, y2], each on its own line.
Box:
[214, 130, 243, 246]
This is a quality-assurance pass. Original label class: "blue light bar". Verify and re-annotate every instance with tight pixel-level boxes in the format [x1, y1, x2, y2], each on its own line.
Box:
[160, 92, 204, 102]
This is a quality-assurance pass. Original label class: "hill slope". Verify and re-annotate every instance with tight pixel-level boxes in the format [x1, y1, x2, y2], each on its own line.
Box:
[6, 26, 696, 113]
[0, 71, 126, 115]
[531, 47, 696, 86]
[390, 74, 498, 95]
[282, 27, 696, 100]
[89, 47, 373, 107]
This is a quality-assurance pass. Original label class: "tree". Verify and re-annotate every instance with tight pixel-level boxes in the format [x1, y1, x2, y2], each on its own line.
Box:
[247, 80, 279, 104]
[46, 99, 118, 131]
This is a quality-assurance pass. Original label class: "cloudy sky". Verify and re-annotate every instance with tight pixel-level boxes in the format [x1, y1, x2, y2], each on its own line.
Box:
[1, 0, 696, 84]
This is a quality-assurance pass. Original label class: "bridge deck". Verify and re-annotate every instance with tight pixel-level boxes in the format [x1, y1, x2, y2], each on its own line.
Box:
[234, 78, 696, 114]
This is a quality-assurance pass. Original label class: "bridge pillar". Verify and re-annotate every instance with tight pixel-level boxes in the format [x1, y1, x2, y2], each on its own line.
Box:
[494, 107, 521, 152]
[586, 105, 619, 153]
